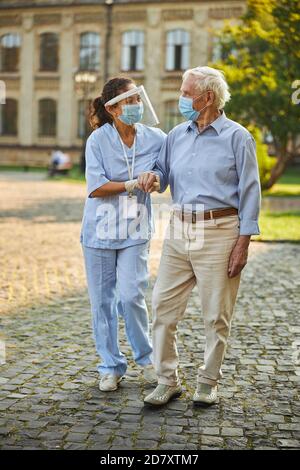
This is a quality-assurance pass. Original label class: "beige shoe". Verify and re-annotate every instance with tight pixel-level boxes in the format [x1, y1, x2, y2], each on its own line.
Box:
[193, 383, 218, 405]
[144, 384, 182, 406]
[143, 364, 157, 384]
[99, 374, 123, 392]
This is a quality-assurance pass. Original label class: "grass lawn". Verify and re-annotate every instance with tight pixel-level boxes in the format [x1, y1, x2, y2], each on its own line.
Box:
[253, 210, 300, 242]
[258, 167, 300, 241]
[49, 165, 85, 183]
[262, 167, 300, 197]
[0, 164, 85, 182]
[0, 164, 48, 173]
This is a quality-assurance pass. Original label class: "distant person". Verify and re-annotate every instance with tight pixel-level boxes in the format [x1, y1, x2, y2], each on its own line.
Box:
[48, 149, 72, 177]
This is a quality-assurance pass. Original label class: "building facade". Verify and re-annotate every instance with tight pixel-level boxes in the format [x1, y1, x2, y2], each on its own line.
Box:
[0, 0, 246, 166]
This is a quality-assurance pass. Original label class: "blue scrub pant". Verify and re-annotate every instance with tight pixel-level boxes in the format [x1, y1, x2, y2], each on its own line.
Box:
[82, 241, 153, 377]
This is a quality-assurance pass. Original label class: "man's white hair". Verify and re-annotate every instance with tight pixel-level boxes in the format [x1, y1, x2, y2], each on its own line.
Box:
[182, 66, 231, 110]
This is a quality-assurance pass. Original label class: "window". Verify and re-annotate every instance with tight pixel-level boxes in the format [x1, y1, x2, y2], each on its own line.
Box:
[78, 99, 92, 139]
[121, 31, 144, 71]
[0, 34, 21, 72]
[165, 29, 190, 71]
[39, 33, 59, 71]
[79, 32, 100, 71]
[0, 98, 18, 135]
[164, 100, 183, 133]
[38, 98, 56, 136]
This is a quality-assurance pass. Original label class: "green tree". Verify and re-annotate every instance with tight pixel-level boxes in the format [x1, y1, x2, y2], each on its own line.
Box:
[249, 126, 277, 187]
[211, 0, 300, 189]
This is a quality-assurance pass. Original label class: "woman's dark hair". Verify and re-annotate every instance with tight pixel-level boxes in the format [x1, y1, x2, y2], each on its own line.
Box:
[89, 76, 134, 129]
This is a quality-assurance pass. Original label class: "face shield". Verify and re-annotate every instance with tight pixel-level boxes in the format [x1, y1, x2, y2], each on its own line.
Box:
[105, 85, 159, 127]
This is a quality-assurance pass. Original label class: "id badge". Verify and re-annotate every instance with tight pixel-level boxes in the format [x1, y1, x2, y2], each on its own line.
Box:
[122, 195, 138, 219]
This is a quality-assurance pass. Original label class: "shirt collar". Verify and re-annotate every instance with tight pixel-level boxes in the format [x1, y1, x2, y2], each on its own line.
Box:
[185, 110, 227, 135]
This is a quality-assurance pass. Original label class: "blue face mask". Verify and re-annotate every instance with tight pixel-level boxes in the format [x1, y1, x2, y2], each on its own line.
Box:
[119, 102, 144, 125]
[178, 94, 208, 121]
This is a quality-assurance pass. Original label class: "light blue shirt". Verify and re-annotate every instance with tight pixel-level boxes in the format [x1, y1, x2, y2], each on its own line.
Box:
[80, 122, 166, 249]
[153, 112, 261, 235]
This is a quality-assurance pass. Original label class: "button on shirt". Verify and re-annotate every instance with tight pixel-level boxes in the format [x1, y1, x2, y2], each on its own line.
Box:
[153, 112, 261, 235]
[80, 122, 166, 249]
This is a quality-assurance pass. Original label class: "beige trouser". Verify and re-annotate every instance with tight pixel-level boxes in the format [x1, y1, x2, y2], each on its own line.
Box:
[152, 213, 242, 387]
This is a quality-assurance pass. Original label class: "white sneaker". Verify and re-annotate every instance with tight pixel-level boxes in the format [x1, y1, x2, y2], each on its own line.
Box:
[99, 374, 123, 392]
[144, 384, 182, 406]
[143, 364, 157, 384]
[193, 383, 218, 405]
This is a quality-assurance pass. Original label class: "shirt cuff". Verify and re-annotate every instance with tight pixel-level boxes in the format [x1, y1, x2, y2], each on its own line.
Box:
[239, 219, 260, 236]
[87, 176, 110, 198]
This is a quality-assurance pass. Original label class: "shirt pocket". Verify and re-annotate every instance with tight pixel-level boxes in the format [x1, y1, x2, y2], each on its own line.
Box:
[201, 154, 236, 186]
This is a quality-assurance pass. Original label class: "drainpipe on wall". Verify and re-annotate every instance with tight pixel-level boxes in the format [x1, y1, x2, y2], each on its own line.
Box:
[104, 0, 114, 82]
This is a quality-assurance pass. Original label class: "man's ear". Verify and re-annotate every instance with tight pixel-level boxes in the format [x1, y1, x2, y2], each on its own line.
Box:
[207, 90, 215, 105]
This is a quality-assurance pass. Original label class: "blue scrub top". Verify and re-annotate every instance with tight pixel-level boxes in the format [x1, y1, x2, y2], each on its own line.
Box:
[80, 122, 166, 249]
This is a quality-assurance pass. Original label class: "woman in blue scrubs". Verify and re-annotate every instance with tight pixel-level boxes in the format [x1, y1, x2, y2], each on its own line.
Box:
[80, 77, 166, 392]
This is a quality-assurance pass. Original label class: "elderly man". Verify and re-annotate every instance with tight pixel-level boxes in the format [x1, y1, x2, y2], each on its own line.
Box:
[138, 66, 261, 406]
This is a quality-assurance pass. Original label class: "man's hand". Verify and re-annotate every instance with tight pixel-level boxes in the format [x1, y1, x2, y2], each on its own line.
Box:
[228, 236, 250, 278]
[138, 172, 158, 193]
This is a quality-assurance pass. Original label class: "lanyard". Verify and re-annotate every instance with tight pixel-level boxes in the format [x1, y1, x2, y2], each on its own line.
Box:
[114, 124, 136, 181]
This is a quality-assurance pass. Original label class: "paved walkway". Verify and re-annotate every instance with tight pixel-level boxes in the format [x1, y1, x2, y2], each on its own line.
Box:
[0, 172, 299, 450]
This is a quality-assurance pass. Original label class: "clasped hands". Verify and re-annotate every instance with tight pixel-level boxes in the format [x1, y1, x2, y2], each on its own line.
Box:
[125, 172, 160, 194]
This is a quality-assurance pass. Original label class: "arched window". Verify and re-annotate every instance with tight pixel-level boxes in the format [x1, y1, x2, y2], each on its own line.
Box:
[38, 98, 57, 136]
[0, 34, 21, 72]
[39, 33, 59, 71]
[164, 100, 183, 133]
[79, 32, 100, 71]
[165, 29, 190, 71]
[0, 98, 18, 135]
[121, 30, 144, 71]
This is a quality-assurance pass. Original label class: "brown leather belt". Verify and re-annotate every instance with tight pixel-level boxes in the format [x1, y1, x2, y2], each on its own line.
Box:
[173, 207, 238, 223]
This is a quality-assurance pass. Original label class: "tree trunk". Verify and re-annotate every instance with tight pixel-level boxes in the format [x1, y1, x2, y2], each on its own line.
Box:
[263, 144, 294, 190]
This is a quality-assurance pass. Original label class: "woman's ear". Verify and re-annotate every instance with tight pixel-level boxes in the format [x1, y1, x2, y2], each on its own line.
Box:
[105, 105, 113, 117]
[106, 104, 120, 119]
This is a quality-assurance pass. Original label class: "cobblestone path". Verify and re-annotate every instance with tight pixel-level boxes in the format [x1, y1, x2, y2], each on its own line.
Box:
[0, 172, 299, 450]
